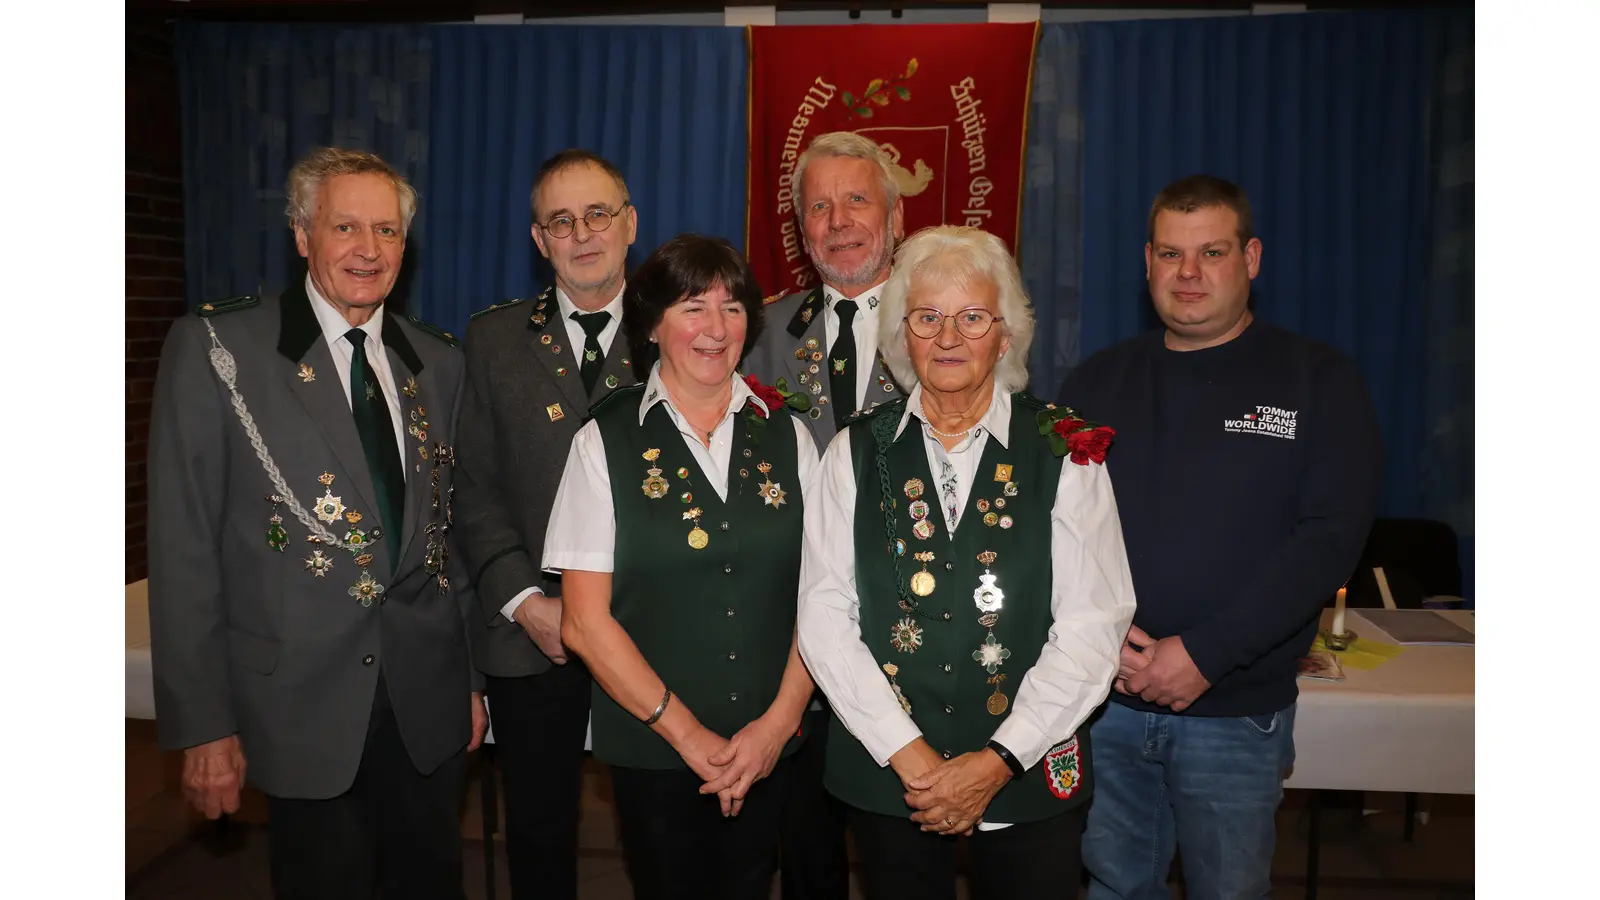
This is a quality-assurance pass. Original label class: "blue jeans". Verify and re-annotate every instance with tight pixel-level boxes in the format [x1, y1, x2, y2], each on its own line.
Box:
[1083, 701, 1296, 900]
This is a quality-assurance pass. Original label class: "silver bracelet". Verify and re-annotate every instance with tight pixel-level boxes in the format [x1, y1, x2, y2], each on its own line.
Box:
[644, 689, 673, 726]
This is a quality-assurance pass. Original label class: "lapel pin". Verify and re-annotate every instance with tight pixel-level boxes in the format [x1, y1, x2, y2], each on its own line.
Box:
[298, 363, 315, 383]
[547, 403, 565, 422]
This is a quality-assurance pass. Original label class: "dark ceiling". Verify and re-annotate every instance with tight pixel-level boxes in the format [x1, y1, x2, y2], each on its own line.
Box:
[129, 0, 1470, 23]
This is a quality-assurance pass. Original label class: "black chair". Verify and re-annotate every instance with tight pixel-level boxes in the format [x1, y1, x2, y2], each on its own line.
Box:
[1343, 517, 1464, 609]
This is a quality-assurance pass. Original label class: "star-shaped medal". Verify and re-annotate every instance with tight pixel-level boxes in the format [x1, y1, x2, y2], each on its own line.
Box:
[313, 489, 345, 524]
[758, 477, 787, 508]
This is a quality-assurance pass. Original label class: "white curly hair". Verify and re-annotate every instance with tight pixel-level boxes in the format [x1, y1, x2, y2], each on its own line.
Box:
[877, 225, 1035, 393]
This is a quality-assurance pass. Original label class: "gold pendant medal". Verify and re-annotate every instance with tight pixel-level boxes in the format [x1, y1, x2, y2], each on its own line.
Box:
[909, 551, 937, 597]
[986, 675, 1009, 716]
[683, 507, 709, 550]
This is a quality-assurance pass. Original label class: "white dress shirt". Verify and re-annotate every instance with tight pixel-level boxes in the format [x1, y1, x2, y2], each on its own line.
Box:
[305, 275, 407, 478]
[542, 362, 820, 576]
[499, 284, 628, 623]
[795, 382, 1136, 827]
[821, 278, 889, 412]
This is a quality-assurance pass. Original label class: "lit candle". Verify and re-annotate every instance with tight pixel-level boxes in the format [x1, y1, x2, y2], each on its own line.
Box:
[1331, 585, 1347, 636]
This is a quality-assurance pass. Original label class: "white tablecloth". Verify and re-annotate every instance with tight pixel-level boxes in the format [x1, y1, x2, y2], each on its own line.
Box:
[1282, 609, 1474, 795]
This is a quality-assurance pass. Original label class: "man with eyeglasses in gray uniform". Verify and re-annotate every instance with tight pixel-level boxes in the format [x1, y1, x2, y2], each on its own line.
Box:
[453, 149, 640, 900]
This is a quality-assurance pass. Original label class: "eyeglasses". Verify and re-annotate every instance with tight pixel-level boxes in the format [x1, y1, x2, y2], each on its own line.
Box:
[905, 306, 1004, 340]
[536, 202, 631, 239]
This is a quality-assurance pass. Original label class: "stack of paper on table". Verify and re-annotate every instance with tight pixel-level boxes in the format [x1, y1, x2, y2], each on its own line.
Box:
[1353, 609, 1475, 646]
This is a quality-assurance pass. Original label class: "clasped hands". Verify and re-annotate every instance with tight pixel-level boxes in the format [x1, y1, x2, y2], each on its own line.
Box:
[685, 712, 796, 818]
[891, 738, 1012, 837]
[1115, 624, 1211, 711]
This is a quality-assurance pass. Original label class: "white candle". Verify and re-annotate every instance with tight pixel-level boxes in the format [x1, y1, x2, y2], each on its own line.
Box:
[1331, 585, 1347, 636]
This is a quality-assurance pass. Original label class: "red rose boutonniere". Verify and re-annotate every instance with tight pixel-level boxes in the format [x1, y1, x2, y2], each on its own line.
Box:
[744, 374, 785, 419]
[1037, 405, 1116, 466]
[741, 374, 812, 445]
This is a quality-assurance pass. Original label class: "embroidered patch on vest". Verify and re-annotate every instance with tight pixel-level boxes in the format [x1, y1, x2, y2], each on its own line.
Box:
[1044, 736, 1083, 800]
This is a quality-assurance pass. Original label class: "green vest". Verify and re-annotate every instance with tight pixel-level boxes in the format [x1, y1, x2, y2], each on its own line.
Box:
[592, 384, 807, 769]
[824, 394, 1094, 822]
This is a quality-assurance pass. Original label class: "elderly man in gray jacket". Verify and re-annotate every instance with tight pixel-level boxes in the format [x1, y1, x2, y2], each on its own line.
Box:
[147, 147, 485, 900]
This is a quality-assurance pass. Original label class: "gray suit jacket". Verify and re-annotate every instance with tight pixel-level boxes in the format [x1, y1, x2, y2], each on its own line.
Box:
[453, 287, 638, 678]
[742, 287, 908, 454]
[147, 279, 481, 800]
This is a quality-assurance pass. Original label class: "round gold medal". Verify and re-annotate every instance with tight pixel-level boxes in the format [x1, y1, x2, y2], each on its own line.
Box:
[987, 690, 1009, 716]
[910, 570, 936, 597]
[687, 527, 709, 550]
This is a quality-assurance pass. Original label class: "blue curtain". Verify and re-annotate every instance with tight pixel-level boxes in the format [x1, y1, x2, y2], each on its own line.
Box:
[1074, 10, 1473, 579]
[422, 25, 748, 334]
[1017, 24, 1085, 396]
[175, 24, 434, 311]
[1420, 15, 1474, 600]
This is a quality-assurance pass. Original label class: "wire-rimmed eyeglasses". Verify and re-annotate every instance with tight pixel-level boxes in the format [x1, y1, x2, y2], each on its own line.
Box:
[905, 306, 1005, 340]
[535, 202, 632, 239]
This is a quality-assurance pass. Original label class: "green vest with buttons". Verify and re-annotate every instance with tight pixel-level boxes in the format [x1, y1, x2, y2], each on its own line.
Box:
[592, 384, 807, 770]
[824, 394, 1093, 823]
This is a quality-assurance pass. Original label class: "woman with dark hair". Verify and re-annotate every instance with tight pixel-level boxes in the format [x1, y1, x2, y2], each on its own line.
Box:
[542, 234, 819, 900]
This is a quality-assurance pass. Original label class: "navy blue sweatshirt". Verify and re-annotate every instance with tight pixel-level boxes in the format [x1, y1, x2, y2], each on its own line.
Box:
[1058, 320, 1381, 717]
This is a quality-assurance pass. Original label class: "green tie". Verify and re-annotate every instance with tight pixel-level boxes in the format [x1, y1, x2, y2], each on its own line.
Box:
[344, 328, 405, 572]
[830, 299, 859, 431]
[571, 310, 612, 395]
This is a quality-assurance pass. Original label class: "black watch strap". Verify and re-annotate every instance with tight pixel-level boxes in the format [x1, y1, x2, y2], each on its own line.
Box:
[986, 739, 1026, 779]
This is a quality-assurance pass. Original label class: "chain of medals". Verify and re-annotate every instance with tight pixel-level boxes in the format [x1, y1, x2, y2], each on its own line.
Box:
[871, 413, 1016, 716]
[207, 320, 393, 607]
[205, 320, 368, 552]
[423, 441, 456, 593]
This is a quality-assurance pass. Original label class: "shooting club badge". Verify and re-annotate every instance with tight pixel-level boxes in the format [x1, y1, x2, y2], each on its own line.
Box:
[1044, 736, 1084, 800]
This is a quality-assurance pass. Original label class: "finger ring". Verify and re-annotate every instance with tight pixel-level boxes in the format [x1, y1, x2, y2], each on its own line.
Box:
[944, 817, 954, 827]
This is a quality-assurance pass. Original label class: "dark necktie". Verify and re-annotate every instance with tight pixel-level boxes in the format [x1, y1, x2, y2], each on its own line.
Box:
[571, 310, 612, 395]
[344, 328, 405, 570]
[829, 298, 859, 430]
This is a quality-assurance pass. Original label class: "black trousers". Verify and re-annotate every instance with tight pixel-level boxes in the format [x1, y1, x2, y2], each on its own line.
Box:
[482, 662, 592, 900]
[610, 756, 794, 900]
[778, 706, 851, 900]
[265, 677, 467, 900]
[849, 803, 1087, 900]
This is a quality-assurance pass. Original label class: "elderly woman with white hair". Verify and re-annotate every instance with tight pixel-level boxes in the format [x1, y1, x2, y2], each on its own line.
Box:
[796, 225, 1137, 898]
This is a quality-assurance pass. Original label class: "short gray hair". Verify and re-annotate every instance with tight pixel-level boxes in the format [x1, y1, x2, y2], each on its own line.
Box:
[285, 147, 418, 235]
[878, 225, 1035, 393]
[791, 131, 900, 212]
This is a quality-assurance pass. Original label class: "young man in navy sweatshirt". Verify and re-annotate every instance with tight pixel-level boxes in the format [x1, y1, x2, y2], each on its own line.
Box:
[1060, 175, 1382, 900]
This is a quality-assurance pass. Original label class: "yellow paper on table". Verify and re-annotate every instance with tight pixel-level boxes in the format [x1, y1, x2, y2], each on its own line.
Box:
[1311, 634, 1404, 670]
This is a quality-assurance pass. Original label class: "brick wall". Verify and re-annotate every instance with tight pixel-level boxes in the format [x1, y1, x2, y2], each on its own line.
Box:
[127, 15, 185, 584]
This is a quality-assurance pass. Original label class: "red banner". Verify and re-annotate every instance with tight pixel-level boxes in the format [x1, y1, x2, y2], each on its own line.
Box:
[746, 22, 1039, 300]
